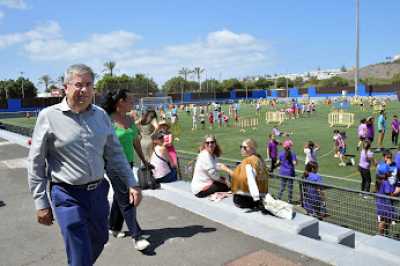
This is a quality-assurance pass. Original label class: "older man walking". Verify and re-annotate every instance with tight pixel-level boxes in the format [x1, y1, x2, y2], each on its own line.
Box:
[28, 64, 142, 266]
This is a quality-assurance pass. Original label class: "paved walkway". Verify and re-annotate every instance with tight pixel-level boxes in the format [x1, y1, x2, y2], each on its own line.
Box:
[0, 137, 327, 266]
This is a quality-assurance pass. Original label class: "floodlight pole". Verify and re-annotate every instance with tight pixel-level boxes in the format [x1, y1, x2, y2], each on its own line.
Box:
[20, 72, 25, 99]
[354, 0, 360, 96]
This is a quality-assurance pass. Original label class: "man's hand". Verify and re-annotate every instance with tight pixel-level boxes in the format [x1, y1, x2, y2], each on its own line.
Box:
[37, 208, 54, 226]
[129, 187, 142, 207]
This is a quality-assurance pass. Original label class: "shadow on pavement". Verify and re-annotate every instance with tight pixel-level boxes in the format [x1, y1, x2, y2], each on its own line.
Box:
[0, 200, 5, 207]
[141, 225, 216, 256]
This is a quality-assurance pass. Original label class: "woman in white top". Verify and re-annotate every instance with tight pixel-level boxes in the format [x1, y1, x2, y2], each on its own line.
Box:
[303, 141, 320, 165]
[191, 135, 231, 197]
[150, 132, 177, 183]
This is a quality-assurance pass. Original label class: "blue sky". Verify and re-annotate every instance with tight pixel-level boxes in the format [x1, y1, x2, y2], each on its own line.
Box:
[0, 0, 399, 90]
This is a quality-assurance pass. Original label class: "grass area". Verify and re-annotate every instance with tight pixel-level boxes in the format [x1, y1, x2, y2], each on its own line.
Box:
[2, 101, 400, 190]
[172, 101, 400, 190]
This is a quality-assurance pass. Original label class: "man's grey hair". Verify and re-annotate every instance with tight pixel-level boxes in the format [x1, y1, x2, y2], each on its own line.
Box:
[64, 64, 95, 85]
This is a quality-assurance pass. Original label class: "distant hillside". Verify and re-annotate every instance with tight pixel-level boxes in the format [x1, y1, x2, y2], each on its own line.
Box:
[338, 61, 400, 81]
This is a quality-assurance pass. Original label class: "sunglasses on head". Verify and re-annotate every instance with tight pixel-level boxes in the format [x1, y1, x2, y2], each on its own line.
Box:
[205, 140, 216, 145]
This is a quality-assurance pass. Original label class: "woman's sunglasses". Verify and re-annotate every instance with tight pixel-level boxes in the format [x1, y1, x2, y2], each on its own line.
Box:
[205, 141, 216, 145]
[240, 145, 248, 150]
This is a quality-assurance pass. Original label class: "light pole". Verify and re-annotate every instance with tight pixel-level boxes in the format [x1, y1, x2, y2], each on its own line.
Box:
[354, 0, 360, 96]
[146, 73, 150, 96]
[20, 71, 25, 98]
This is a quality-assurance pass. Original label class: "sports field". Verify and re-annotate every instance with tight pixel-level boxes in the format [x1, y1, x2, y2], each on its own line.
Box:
[170, 100, 400, 190]
[1, 100, 399, 190]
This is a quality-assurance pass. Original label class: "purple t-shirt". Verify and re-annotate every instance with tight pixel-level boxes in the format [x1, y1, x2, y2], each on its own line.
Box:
[392, 119, 399, 133]
[359, 149, 374, 169]
[278, 150, 296, 176]
[366, 124, 374, 139]
[268, 139, 279, 159]
[395, 151, 400, 171]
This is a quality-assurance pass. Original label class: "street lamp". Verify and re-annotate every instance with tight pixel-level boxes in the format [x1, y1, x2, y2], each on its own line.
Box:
[354, 0, 360, 96]
[20, 71, 25, 98]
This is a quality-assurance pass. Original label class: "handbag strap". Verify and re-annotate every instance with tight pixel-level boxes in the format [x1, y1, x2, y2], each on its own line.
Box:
[154, 151, 173, 170]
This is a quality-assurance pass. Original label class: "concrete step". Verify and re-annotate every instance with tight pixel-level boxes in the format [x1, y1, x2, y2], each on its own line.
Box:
[160, 181, 319, 239]
[319, 220, 355, 248]
[357, 235, 400, 265]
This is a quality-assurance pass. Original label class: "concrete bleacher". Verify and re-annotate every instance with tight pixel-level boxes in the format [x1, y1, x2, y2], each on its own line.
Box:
[143, 180, 400, 266]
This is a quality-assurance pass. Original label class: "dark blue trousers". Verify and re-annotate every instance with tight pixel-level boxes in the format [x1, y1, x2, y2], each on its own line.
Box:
[51, 180, 110, 266]
[109, 175, 142, 239]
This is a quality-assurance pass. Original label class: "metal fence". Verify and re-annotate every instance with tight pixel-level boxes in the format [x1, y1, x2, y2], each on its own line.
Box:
[176, 152, 400, 240]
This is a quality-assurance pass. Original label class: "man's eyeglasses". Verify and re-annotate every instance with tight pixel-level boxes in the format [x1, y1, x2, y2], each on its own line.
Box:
[70, 82, 93, 89]
[205, 141, 216, 145]
[240, 145, 248, 150]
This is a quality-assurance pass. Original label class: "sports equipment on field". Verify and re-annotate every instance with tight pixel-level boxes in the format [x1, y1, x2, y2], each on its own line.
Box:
[328, 111, 354, 128]
[265, 111, 286, 125]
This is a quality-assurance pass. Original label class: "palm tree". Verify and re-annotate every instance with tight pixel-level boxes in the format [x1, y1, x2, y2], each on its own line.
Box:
[178, 67, 191, 81]
[103, 61, 116, 76]
[178, 67, 192, 97]
[193, 67, 205, 92]
[39, 75, 53, 92]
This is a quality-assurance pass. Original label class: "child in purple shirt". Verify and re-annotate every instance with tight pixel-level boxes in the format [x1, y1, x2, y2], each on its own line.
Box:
[277, 140, 297, 203]
[358, 140, 375, 192]
[391, 115, 399, 146]
[267, 134, 279, 173]
[366, 116, 375, 143]
[302, 161, 326, 220]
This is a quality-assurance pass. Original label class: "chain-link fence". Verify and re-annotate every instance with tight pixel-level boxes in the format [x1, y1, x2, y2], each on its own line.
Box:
[176, 152, 400, 240]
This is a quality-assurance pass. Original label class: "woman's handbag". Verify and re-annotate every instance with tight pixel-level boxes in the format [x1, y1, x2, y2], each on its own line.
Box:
[137, 166, 159, 190]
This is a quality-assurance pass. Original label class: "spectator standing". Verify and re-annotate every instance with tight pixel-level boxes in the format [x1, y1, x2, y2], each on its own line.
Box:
[27, 64, 142, 265]
[277, 140, 297, 203]
[267, 134, 279, 174]
[391, 115, 399, 146]
[377, 111, 386, 150]
[101, 89, 150, 250]
[358, 140, 375, 193]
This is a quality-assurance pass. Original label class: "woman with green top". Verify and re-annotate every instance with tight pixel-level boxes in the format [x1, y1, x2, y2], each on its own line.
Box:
[102, 89, 151, 251]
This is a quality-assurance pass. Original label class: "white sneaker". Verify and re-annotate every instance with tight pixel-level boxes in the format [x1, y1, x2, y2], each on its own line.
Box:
[109, 230, 126, 239]
[338, 162, 346, 167]
[350, 158, 355, 166]
[133, 238, 150, 251]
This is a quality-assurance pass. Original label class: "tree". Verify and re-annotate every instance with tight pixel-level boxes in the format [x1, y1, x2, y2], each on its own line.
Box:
[220, 79, 243, 92]
[162, 76, 186, 93]
[38, 75, 53, 92]
[276, 77, 293, 88]
[0, 78, 37, 99]
[95, 73, 158, 95]
[192, 67, 205, 92]
[293, 77, 304, 87]
[103, 61, 116, 77]
[319, 76, 349, 87]
[254, 78, 274, 89]
[340, 65, 347, 72]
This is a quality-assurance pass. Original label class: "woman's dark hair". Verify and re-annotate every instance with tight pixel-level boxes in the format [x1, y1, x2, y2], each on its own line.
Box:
[303, 161, 318, 179]
[360, 118, 366, 124]
[307, 140, 315, 153]
[101, 89, 129, 115]
[284, 146, 293, 166]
